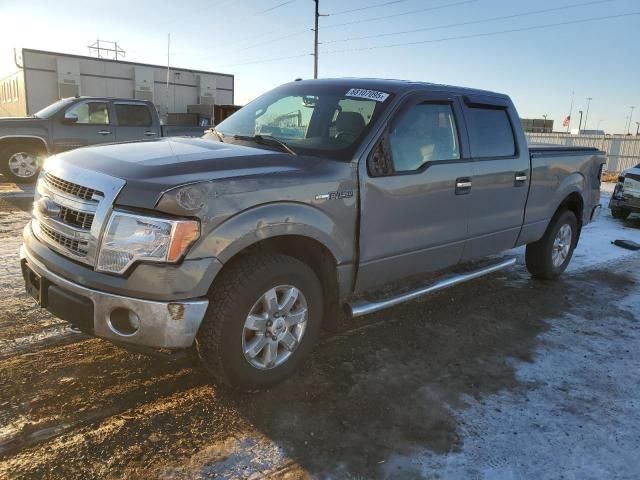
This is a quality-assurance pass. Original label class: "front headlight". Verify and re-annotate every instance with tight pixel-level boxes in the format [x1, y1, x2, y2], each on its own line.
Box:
[96, 211, 199, 274]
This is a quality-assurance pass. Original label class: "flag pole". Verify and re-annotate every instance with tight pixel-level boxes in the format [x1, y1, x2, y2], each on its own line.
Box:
[566, 90, 574, 133]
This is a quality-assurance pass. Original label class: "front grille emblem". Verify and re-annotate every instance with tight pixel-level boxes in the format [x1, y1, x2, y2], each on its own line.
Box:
[36, 197, 61, 218]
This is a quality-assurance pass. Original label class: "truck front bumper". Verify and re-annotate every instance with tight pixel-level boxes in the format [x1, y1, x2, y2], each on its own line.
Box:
[20, 246, 209, 349]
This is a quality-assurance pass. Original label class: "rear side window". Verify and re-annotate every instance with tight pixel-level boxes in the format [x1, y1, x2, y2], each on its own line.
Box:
[115, 104, 152, 127]
[466, 107, 515, 158]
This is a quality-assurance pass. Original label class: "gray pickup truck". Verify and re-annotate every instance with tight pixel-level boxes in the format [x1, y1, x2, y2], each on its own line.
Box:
[20, 79, 606, 390]
[0, 97, 206, 183]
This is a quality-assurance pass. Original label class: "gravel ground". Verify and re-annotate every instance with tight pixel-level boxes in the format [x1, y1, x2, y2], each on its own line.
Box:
[0, 184, 639, 479]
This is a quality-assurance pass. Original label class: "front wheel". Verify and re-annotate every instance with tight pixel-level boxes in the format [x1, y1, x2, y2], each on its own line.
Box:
[525, 210, 578, 280]
[196, 253, 323, 391]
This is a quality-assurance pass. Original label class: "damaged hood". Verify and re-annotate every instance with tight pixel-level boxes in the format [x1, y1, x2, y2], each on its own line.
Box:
[51, 137, 321, 208]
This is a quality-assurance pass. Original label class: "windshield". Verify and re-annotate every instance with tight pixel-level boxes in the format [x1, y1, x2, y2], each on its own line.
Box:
[34, 98, 75, 118]
[211, 84, 393, 160]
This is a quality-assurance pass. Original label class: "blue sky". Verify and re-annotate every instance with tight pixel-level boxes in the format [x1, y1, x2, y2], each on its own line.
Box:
[1, 0, 639, 133]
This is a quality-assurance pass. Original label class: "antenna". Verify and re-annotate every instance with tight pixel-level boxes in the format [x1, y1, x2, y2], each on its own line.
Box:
[88, 40, 126, 61]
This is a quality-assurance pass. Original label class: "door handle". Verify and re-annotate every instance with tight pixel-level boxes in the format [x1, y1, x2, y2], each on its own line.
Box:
[144, 131, 158, 136]
[455, 177, 472, 195]
[98, 130, 112, 135]
[515, 172, 528, 186]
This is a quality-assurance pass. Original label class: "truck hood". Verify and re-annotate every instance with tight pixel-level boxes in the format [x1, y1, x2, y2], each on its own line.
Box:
[53, 137, 323, 208]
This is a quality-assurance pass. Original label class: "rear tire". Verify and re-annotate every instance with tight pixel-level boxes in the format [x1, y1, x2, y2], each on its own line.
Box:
[0, 143, 45, 183]
[525, 210, 578, 280]
[196, 253, 323, 391]
[611, 207, 631, 220]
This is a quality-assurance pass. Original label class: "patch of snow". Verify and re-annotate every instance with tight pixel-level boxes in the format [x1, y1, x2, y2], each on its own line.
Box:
[507, 185, 640, 273]
[383, 258, 640, 479]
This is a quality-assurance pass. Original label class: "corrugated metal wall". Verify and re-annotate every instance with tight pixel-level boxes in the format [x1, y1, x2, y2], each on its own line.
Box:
[527, 133, 640, 172]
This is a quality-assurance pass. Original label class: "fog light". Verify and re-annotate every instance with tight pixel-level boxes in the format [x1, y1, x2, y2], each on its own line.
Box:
[108, 308, 140, 336]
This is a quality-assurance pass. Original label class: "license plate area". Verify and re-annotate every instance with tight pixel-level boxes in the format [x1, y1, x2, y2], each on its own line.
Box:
[23, 263, 49, 307]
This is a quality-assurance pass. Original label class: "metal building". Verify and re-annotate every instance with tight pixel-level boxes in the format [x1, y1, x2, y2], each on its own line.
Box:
[0, 48, 234, 118]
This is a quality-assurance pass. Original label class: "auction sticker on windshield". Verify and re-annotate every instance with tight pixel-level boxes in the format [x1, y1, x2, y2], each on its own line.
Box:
[345, 88, 390, 102]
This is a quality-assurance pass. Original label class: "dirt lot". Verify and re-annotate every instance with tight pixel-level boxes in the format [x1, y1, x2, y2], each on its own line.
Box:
[1, 184, 639, 479]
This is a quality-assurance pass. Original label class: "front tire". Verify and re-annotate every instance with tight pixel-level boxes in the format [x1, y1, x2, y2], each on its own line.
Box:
[0, 143, 45, 183]
[611, 207, 631, 220]
[196, 253, 323, 391]
[525, 210, 578, 280]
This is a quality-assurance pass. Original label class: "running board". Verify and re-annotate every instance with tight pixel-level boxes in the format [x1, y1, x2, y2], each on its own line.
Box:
[348, 257, 516, 318]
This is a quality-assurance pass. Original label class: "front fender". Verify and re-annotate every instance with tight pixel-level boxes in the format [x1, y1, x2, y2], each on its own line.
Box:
[189, 202, 354, 265]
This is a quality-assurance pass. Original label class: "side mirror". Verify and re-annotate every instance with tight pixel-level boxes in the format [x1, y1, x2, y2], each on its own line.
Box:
[63, 111, 78, 124]
[367, 130, 395, 177]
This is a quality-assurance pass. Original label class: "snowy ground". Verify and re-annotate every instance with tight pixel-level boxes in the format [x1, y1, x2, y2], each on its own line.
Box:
[0, 182, 639, 479]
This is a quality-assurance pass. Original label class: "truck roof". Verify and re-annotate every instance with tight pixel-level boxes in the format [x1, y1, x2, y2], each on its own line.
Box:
[64, 96, 154, 104]
[289, 78, 509, 99]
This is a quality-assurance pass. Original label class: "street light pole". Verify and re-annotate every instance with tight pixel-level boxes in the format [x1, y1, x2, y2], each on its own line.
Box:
[583, 97, 592, 132]
[578, 110, 584, 132]
[627, 106, 635, 135]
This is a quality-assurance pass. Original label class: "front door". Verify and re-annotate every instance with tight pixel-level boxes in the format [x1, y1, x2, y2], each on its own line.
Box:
[53, 100, 114, 152]
[355, 93, 472, 293]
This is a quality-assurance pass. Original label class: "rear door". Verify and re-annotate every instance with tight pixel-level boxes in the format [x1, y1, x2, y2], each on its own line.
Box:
[356, 92, 472, 292]
[53, 100, 114, 152]
[113, 102, 158, 142]
[460, 95, 530, 261]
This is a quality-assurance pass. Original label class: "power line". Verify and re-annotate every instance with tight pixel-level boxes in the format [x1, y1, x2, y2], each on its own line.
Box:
[322, 0, 478, 29]
[256, 0, 298, 15]
[213, 11, 639, 68]
[329, 0, 412, 16]
[322, 0, 618, 44]
[322, 11, 640, 53]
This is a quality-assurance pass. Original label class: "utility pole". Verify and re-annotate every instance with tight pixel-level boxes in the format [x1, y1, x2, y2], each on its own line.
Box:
[312, 0, 328, 79]
[166, 33, 171, 116]
[583, 97, 592, 132]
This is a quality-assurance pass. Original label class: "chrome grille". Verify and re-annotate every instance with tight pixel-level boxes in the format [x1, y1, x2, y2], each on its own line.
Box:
[39, 222, 89, 256]
[32, 158, 126, 267]
[45, 172, 103, 201]
[59, 206, 94, 230]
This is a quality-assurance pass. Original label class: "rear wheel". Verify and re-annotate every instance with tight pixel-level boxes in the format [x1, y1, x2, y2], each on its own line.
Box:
[611, 207, 631, 220]
[525, 209, 578, 280]
[196, 253, 323, 391]
[0, 143, 45, 183]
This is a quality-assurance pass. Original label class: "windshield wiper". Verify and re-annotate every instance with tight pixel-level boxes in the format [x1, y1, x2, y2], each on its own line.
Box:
[211, 128, 225, 143]
[233, 134, 297, 156]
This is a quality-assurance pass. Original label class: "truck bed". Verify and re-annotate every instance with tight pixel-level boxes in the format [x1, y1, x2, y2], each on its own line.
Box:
[528, 144, 601, 156]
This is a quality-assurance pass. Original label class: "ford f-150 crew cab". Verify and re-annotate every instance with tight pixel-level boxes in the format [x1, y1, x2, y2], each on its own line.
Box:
[0, 96, 207, 183]
[20, 79, 606, 390]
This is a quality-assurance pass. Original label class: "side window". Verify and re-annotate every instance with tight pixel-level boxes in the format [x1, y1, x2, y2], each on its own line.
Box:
[66, 102, 110, 125]
[115, 104, 153, 127]
[465, 107, 515, 158]
[389, 103, 460, 173]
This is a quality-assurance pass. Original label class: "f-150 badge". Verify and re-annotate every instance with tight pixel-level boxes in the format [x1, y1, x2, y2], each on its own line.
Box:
[315, 190, 354, 201]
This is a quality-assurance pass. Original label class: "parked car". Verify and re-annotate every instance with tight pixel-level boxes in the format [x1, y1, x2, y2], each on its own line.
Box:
[20, 79, 606, 390]
[0, 97, 208, 183]
[609, 163, 640, 219]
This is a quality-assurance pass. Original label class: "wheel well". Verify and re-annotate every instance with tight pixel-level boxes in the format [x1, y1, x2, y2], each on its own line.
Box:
[215, 235, 341, 330]
[0, 137, 48, 156]
[558, 192, 584, 242]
